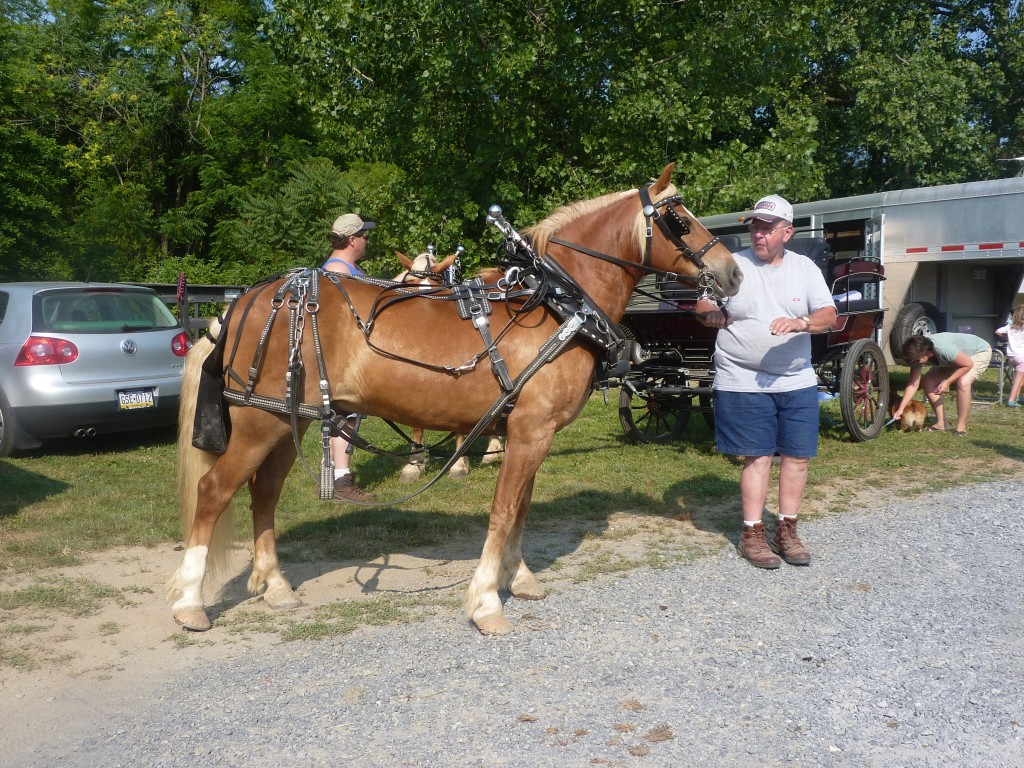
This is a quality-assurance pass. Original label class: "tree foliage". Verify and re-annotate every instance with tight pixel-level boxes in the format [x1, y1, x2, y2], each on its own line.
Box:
[0, 0, 1020, 283]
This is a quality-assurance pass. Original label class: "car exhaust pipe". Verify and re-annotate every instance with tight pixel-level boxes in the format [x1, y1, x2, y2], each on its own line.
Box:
[73, 427, 97, 438]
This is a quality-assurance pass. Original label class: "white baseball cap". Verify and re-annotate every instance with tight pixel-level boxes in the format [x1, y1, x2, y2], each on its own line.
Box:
[744, 194, 793, 224]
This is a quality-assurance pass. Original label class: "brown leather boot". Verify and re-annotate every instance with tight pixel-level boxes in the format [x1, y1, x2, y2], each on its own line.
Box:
[738, 522, 782, 569]
[332, 474, 376, 502]
[770, 516, 812, 565]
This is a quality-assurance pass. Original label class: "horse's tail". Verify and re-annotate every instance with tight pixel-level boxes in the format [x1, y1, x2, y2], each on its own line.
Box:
[176, 318, 233, 582]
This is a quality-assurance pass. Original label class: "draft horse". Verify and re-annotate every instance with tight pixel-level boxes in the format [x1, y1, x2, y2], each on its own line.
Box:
[392, 248, 504, 482]
[168, 164, 742, 635]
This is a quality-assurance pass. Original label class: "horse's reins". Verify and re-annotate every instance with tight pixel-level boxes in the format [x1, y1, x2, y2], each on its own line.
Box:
[221, 262, 621, 505]
[305, 268, 527, 392]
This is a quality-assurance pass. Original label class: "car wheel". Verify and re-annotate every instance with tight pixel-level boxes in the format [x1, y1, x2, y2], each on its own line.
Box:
[0, 389, 20, 457]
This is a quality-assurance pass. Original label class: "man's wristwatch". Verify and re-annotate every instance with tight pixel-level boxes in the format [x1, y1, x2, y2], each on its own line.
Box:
[799, 316, 811, 331]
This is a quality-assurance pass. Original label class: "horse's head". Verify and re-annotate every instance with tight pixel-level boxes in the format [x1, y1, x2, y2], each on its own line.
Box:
[526, 165, 741, 302]
[393, 250, 459, 282]
[637, 164, 742, 300]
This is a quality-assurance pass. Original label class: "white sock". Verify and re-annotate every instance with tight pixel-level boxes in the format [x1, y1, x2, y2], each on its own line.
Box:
[743, 520, 760, 527]
[778, 514, 797, 521]
[334, 468, 351, 480]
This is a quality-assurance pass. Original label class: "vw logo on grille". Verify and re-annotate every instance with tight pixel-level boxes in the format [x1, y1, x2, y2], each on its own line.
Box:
[121, 339, 138, 355]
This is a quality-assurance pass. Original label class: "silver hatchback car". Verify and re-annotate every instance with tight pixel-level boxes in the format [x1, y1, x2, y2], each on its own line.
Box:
[0, 283, 192, 456]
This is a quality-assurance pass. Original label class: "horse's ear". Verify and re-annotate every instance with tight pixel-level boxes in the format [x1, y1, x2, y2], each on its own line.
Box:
[433, 252, 458, 273]
[396, 251, 414, 270]
[650, 163, 676, 195]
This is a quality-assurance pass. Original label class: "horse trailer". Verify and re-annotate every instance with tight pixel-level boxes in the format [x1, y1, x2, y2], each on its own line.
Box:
[700, 177, 1024, 363]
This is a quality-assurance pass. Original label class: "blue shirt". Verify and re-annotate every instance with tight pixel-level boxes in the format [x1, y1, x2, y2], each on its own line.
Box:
[323, 257, 365, 276]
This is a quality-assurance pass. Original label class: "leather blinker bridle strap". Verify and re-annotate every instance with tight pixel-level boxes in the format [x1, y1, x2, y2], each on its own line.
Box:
[547, 184, 722, 301]
[636, 185, 721, 273]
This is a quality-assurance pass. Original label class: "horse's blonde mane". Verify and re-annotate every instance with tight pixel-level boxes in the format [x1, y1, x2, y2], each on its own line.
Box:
[527, 181, 679, 255]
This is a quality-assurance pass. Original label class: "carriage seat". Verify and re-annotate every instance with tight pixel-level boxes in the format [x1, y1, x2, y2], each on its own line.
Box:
[786, 237, 832, 277]
[830, 259, 884, 313]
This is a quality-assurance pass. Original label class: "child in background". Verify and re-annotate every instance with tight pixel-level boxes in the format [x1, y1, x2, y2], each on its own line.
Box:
[995, 305, 1024, 407]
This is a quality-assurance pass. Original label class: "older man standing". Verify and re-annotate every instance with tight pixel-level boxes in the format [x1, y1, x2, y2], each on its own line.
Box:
[696, 195, 837, 569]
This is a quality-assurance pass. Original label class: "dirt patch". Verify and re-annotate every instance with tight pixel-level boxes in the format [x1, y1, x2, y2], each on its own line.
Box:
[0, 508, 727, 749]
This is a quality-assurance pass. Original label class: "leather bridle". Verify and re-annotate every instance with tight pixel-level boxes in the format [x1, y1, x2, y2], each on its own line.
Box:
[547, 184, 723, 301]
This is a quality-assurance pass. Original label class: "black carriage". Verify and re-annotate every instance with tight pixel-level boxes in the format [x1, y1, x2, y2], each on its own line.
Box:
[617, 236, 889, 443]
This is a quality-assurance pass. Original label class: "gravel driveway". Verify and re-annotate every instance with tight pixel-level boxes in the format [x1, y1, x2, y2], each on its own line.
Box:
[14, 480, 1024, 767]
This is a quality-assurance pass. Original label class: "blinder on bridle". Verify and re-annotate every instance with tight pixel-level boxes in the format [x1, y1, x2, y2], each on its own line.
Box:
[637, 185, 721, 300]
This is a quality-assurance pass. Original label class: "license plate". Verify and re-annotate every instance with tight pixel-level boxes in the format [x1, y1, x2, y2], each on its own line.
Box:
[118, 388, 156, 411]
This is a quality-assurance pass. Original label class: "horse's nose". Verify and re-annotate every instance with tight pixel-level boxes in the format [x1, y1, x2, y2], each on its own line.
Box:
[731, 265, 744, 288]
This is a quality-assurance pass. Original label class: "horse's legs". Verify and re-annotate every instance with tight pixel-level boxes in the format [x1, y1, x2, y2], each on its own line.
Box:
[400, 430, 474, 481]
[399, 427, 426, 483]
[480, 435, 504, 465]
[502, 475, 546, 601]
[465, 430, 553, 635]
[248, 441, 302, 610]
[449, 435, 470, 479]
[170, 447, 270, 630]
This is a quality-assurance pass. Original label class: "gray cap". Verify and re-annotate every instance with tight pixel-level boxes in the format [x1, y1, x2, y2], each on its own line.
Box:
[331, 213, 376, 237]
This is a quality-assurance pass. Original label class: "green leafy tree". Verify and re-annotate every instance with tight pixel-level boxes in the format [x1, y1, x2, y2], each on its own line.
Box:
[805, 0, 1001, 195]
[33, 0, 318, 281]
[177, 157, 404, 284]
[4, 0, 1022, 285]
[0, 0, 67, 280]
[268, 0, 832, 233]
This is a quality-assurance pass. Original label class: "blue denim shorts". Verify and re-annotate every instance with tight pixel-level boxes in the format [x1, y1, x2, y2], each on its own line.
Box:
[713, 387, 820, 458]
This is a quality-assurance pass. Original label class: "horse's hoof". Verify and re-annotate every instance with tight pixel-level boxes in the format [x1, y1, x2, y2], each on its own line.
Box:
[398, 468, 421, 484]
[474, 612, 513, 635]
[264, 587, 302, 611]
[174, 608, 212, 632]
[512, 583, 546, 601]
[449, 466, 469, 479]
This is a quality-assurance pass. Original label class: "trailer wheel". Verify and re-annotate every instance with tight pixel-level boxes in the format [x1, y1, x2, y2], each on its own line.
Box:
[618, 382, 689, 444]
[889, 302, 941, 360]
[840, 339, 890, 442]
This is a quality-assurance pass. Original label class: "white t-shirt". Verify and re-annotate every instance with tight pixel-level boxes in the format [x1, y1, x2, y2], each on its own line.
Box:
[996, 324, 1024, 359]
[714, 248, 836, 393]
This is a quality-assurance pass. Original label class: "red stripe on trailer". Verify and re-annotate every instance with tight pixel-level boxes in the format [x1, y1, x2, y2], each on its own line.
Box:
[903, 241, 1024, 254]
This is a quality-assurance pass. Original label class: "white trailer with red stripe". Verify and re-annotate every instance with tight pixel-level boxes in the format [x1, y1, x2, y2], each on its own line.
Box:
[700, 177, 1024, 363]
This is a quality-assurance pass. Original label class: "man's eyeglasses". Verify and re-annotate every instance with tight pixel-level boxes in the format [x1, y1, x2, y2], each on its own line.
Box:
[747, 220, 789, 234]
[353, 232, 370, 240]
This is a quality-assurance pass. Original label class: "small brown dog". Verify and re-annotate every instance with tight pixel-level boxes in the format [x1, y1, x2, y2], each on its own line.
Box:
[891, 399, 926, 432]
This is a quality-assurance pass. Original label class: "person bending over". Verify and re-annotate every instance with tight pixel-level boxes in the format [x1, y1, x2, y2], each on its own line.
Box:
[893, 332, 991, 436]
